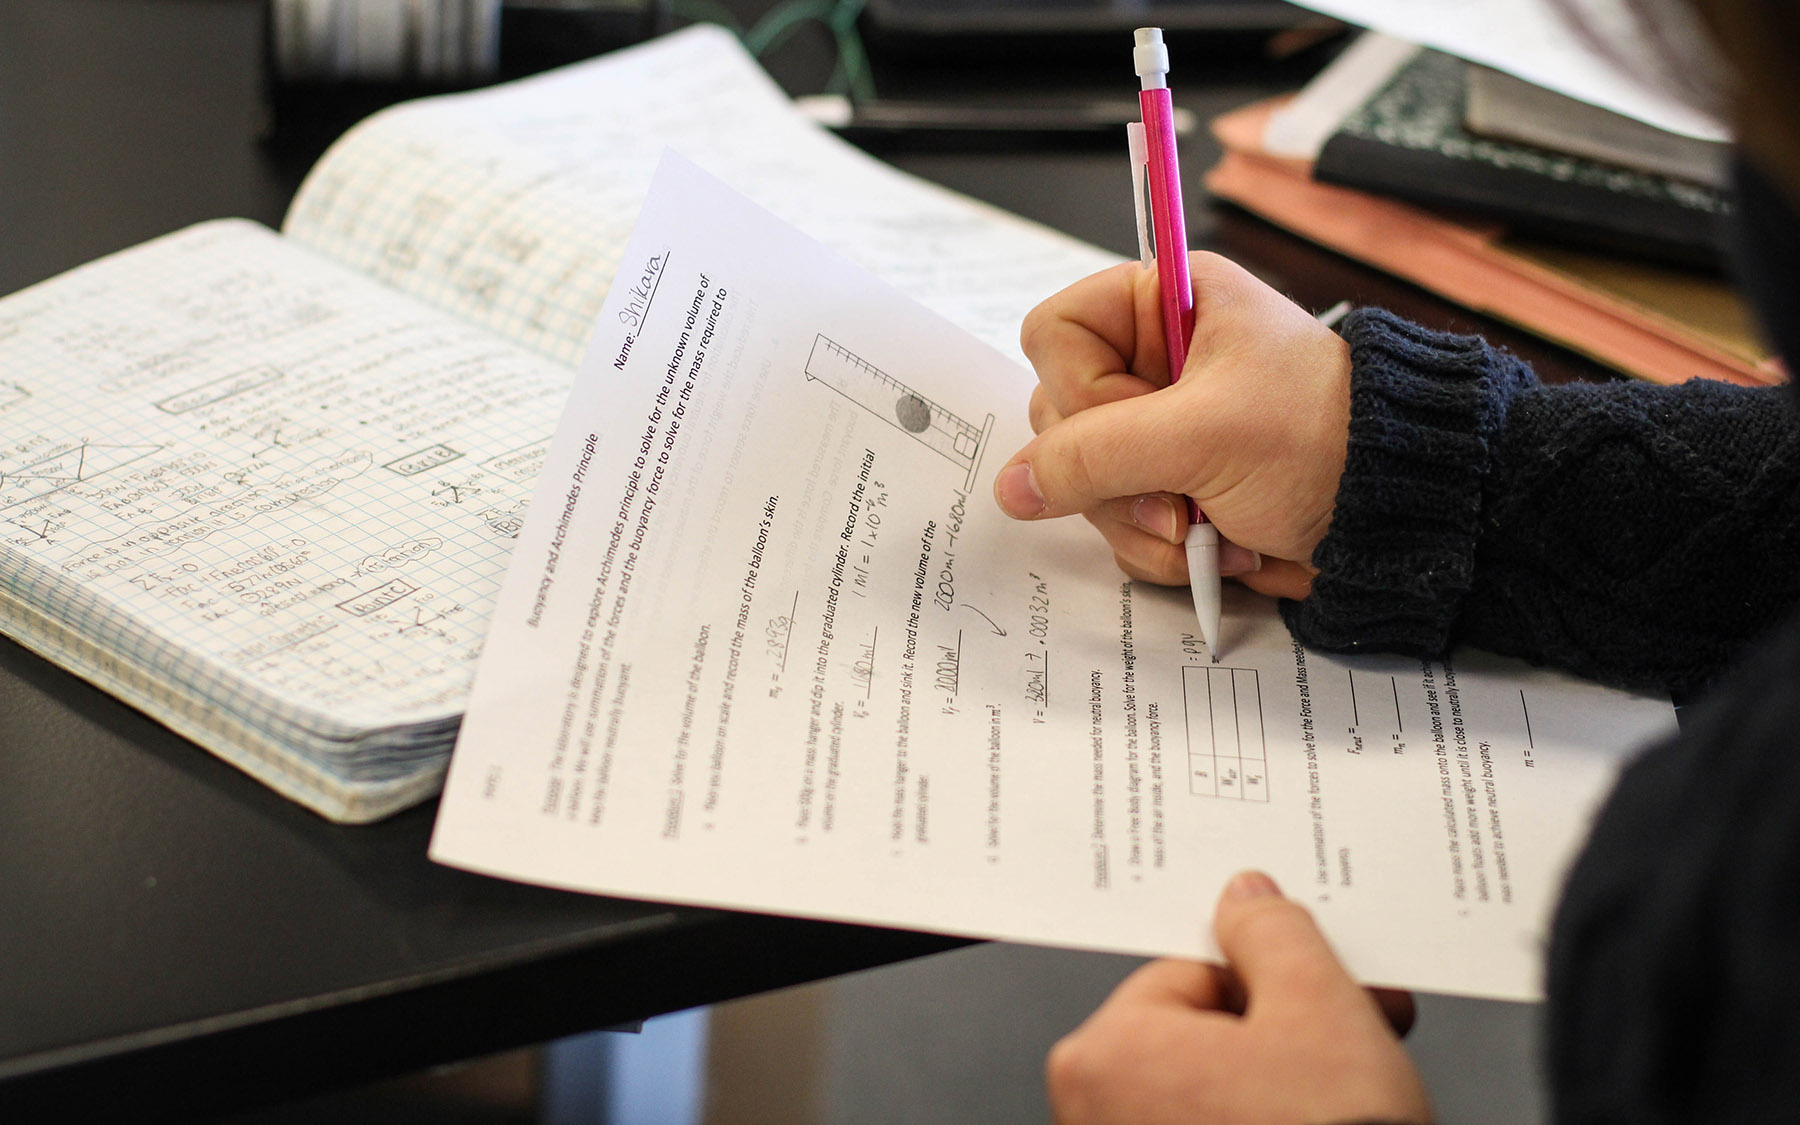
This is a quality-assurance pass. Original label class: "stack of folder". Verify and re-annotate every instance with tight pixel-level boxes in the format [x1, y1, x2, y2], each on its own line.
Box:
[1204, 31, 1780, 387]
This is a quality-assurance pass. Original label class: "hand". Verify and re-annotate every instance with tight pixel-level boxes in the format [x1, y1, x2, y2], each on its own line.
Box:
[994, 254, 1353, 600]
[1046, 871, 1432, 1125]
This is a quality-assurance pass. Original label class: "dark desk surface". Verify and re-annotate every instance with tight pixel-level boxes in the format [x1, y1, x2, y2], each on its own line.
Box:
[0, 2, 1608, 1119]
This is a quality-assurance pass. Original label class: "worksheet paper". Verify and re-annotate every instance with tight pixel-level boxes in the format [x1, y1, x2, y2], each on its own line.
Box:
[431, 154, 1678, 1001]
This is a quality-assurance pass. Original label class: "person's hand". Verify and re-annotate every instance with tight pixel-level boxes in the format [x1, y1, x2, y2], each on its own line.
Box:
[994, 254, 1353, 600]
[1046, 871, 1432, 1125]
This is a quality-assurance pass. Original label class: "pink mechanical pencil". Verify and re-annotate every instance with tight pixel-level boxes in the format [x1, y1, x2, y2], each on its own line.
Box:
[1129, 27, 1220, 660]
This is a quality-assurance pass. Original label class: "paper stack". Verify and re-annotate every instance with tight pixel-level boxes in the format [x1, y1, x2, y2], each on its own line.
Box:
[1207, 5, 1778, 386]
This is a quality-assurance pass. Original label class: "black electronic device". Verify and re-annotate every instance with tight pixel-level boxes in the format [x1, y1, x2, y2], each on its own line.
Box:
[859, 0, 1321, 60]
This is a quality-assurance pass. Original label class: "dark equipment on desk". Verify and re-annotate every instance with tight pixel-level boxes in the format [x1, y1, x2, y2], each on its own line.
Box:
[860, 0, 1321, 59]
[261, 0, 1334, 157]
[795, 92, 1196, 148]
[842, 0, 1335, 148]
[261, 0, 660, 148]
[266, 0, 658, 85]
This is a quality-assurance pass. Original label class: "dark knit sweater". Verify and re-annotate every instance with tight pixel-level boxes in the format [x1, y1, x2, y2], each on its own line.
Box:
[1280, 310, 1800, 696]
[1545, 161, 1800, 1125]
[1285, 158, 1800, 1124]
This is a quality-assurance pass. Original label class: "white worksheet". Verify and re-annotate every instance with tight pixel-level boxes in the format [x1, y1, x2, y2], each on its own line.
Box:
[431, 153, 1677, 1001]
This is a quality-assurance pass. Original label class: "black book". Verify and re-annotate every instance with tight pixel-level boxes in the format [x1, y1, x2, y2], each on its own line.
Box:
[1312, 49, 1732, 271]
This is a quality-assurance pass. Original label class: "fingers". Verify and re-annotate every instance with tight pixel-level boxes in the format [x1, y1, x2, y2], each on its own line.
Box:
[1021, 261, 1168, 422]
[994, 393, 1206, 522]
[1021, 251, 1280, 406]
[1097, 872, 1401, 1032]
[1027, 384, 1064, 436]
[1212, 872, 1422, 1044]
[1047, 870, 1433, 1125]
[1371, 987, 1419, 1037]
[1084, 500, 1267, 588]
[1236, 557, 1315, 601]
[1098, 956, 1241, 1015]
[1212, 872, 1378, 1023]
[1085, 503, 1190, 587]
[1009, 251, 1355, 595]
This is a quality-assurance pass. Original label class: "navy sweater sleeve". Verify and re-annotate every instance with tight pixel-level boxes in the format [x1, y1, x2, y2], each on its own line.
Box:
[1281, 307, 1800, 695]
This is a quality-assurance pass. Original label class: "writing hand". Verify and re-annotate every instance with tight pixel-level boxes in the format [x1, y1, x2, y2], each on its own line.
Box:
[996, 254, 1352, 601]
[1046, 871, 1432, 1125]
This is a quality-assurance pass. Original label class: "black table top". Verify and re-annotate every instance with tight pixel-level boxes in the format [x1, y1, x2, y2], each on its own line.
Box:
[0, 2, 1610, 1119]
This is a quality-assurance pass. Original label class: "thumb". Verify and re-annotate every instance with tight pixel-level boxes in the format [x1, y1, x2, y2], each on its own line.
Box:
[1212, 871, 1372, 1021]
[994, 390, 1206, 521]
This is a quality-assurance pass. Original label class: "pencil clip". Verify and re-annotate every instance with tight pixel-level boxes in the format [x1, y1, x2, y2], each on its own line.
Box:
[1127, 121, 1153, 269]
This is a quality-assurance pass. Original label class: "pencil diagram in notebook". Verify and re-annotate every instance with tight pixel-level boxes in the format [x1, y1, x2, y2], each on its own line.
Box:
[804, 334, 994, 490]
[0, 441, 166, 515]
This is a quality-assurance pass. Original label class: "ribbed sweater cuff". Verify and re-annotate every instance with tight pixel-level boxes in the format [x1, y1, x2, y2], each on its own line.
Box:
[1281, 308, 1534, 655]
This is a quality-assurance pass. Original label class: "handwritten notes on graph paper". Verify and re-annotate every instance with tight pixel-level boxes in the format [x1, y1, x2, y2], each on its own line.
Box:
[430, 154, 1677, 1001]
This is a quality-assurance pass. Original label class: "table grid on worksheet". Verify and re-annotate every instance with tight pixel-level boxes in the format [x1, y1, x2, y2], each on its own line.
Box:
[1183, 665, 1270, 801]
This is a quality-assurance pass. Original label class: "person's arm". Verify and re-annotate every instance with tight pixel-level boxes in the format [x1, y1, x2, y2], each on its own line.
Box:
[1289, 308, 1800, 696]
[996, 254, 1800, 696]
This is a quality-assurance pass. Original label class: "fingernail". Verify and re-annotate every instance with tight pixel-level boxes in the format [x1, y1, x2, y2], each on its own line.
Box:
[1219, 543, 1262, 575]
[1132, 496, 1180, 543]
[995, 462, 1045, 518]
[1224, 870, 1281, 900]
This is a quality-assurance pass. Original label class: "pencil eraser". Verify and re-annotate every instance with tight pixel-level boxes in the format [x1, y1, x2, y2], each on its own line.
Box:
[1133, 28, 1169, 80]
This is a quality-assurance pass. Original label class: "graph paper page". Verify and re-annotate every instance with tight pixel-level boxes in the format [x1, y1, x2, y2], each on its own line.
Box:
[281, 24, 1117, 369]
[432, 154, 1678, 1001]
[0, 220, 572, 743]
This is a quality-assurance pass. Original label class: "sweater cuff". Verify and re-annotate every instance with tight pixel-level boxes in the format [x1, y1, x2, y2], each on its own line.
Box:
[1281, 308, 1535, 655]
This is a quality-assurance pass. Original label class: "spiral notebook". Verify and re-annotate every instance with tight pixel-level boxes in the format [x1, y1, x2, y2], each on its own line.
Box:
[0, 25, 1115, 822]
